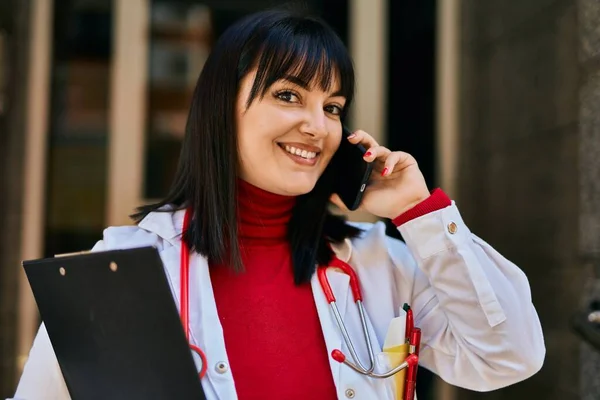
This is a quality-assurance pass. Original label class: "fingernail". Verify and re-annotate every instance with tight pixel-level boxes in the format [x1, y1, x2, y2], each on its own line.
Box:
[347, 133, 356, 139]
[364, 151, 372, 157]
[381, 167, 388, 177]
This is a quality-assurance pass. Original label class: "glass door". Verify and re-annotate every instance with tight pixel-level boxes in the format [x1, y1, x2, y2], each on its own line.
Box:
[44, 0, 113, 256]
[107, 0, 259, 224]
[144, 1, 213, 200]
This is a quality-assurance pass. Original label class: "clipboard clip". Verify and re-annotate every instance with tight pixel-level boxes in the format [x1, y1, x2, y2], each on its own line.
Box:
[54, 250, 92, 258]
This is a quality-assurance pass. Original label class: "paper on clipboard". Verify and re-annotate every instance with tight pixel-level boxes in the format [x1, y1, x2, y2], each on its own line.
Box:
[384, 307, 407, 349]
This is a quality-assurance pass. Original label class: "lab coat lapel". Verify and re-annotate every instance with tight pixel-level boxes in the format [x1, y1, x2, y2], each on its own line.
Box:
[139, 210, 220, 365]
[311, 267, 350, 387]
[138, 209, 185, 309]
[139, 209, 233, 399]
[149, 244, 215, 366]
[188, 250, 229, 380]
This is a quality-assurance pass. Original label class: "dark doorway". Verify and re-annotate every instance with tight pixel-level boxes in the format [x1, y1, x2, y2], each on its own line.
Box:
[387, 2, 438, 399]
[387, 0, 437, 189]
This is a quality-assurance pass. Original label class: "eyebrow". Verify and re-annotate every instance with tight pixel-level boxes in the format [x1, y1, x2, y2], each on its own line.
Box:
[281, 75, 345, 98]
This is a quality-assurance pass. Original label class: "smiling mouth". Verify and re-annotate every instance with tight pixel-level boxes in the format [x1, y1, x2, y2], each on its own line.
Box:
[279, 144, 319, 160]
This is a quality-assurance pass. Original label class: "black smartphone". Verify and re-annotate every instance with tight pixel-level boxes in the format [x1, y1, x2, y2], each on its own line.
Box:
[333, 126, 374, 211]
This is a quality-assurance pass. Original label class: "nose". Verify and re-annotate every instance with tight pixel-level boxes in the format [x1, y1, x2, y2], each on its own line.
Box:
[300, 108, 329, 139]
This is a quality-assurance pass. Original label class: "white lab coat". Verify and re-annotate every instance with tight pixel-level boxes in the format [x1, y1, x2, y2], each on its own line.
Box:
[11, 202, 545, 400]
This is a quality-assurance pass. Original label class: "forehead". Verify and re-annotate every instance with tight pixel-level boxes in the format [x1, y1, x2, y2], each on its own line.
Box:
[276, 72, 343, 95]
[241, 34, 353, 107]
[251, 53, 346, 97]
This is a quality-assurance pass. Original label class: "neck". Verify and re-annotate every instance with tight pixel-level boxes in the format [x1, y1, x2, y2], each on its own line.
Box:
[237, 179, 296, 245]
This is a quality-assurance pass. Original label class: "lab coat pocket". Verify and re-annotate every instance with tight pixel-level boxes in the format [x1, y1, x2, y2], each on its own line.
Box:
[379, 343, 409, 400]
[381, 312, 409, 399]
[374, 351, 396, 399]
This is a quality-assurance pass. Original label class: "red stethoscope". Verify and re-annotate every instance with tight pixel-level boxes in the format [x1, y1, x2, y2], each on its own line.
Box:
[180, 208, 208, 378]
[179, 208, 418, 383]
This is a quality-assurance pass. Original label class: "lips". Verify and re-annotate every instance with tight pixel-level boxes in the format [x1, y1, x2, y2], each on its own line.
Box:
[277, 142, 321, 160]
[282, 145, 317, 160]
[277, 143, 321, 166]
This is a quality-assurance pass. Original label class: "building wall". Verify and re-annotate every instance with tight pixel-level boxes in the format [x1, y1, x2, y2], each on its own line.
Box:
[456, 0, 594, 399]
[577, 0, 600, 397]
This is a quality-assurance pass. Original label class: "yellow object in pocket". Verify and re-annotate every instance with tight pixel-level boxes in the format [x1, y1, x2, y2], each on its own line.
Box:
[383, 342, 409, 399]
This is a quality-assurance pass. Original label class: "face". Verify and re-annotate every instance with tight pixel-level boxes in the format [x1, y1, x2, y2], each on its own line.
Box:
[235, 68, 346, 196]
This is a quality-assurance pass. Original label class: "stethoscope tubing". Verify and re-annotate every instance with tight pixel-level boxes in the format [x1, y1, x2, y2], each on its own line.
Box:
[180, 207, 417, 381]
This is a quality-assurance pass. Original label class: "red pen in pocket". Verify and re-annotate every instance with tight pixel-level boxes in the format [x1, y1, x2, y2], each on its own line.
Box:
[404, 327, 421, 400]
[403, 303, 414, 341]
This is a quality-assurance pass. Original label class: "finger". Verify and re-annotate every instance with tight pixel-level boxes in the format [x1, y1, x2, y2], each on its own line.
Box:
[347, 129, 379, 149]
[381, 151, 416, 177]
[380, 152, 403, 177]
[363, 145, 391, 163]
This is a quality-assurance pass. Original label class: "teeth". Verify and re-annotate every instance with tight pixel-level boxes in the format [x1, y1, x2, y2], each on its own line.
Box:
[283, 145, 317, 160]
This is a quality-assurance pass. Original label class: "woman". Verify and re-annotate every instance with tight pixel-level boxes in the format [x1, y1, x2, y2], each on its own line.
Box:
[13, 9, 545, 400]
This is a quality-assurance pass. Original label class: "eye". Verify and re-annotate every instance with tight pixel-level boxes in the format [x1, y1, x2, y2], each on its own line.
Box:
[275, 90, 300, 103]
[325, 104, 344, 116]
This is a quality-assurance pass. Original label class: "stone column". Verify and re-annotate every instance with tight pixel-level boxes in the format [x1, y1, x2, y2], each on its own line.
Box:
[455, 0, 583, 399]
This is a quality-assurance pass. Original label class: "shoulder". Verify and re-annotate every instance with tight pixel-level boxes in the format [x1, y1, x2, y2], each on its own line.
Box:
[92, 225, 166, 253]
[92, 207, 184, 253]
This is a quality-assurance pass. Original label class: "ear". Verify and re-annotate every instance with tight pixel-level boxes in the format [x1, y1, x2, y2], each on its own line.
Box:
[329, 193, 349, 212]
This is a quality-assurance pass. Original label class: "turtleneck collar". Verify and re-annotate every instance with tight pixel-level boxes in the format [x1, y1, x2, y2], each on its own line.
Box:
[237, 179, 296, 245]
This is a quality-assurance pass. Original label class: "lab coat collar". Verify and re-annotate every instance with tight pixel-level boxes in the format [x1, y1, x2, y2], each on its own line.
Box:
[138, 206, 186, 245]
[138, 207, 355, 262]
[330, 238, 353, 263]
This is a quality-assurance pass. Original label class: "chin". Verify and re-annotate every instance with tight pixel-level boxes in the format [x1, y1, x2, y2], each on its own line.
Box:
[278, 176, 318, 196]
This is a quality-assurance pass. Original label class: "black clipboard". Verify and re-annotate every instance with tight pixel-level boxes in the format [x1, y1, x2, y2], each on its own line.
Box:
[23, 246, 207, 400]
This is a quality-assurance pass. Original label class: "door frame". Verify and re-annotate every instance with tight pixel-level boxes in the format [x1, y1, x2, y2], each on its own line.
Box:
[106, 0, 149, 227]
[16, 0, 53, 380]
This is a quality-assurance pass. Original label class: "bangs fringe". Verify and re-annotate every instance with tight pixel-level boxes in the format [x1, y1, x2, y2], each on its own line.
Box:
[243, 16, 354, 108]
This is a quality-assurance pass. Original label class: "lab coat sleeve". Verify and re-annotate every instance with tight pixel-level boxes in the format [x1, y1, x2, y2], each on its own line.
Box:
[11, 226, 158, 400]
[11, 324, 71, 400]
[392, 202, 545, 391]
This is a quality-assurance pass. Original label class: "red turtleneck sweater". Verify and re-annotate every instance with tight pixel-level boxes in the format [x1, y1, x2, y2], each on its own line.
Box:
[209, 181, 451, 399]
[209, 180, 337, 399]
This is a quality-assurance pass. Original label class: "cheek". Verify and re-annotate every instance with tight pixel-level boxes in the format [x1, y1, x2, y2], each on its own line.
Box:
[322, 132, 342, 161]
[237, 108, 269, 149]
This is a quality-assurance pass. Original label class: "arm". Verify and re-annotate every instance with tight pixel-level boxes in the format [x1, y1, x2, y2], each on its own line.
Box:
[341, 129, 544, 391]
[390, 195, 545, 391]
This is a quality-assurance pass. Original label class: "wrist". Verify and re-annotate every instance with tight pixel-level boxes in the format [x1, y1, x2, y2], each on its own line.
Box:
[391, 189, 451, 226]
[396, 193, 431, 216]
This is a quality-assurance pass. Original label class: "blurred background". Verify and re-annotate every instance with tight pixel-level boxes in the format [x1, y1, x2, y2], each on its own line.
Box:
[1, 0, 599, 399]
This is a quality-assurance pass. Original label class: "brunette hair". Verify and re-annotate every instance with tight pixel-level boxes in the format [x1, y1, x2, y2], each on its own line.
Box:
[133, 9, 361, 284]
